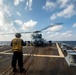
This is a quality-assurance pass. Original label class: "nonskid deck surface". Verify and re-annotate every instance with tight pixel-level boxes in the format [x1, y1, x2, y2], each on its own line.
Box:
[0, 43, 76, 75]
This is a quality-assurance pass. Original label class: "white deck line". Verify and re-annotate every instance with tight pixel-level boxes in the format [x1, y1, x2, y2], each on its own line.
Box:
[0, 52, 64, 58]
[23, 54, 64, 58]
[56, 43, 64, 57]
[0, 43, 64, 58]
[0, 52, 13, 54]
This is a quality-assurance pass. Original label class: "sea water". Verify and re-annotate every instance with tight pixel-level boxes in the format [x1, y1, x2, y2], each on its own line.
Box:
[0, 41, 11, 46]
[55, 41, 76, 48]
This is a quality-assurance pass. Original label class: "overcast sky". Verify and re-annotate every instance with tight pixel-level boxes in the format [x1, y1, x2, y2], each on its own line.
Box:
[0, 0, 76, 41]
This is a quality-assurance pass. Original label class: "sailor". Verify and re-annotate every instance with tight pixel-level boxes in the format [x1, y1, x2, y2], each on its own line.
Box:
[11, 33, 25, 73]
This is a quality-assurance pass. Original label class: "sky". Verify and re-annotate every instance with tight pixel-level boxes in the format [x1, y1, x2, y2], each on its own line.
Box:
[0, 0, 76, 41]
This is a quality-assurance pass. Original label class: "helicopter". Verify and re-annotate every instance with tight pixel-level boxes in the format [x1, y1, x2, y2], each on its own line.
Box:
[1, 23, 63, 46]
[22, 23, 63, 46]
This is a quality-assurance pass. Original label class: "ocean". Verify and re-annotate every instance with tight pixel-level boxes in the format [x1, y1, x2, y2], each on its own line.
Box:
[0, 41, 11, 46]
[54, 41, 76, 47]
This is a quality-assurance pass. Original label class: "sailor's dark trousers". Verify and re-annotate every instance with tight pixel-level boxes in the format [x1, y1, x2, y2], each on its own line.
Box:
[12, 51, 23, 68]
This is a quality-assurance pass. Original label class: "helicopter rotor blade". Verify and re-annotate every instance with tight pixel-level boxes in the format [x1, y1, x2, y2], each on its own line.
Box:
[40, 23, 63, 32]
[20, 32, 32, 34]
[33, 31, 41, 33]
[1, 23, 63, 35]
[1, 33, 15, 35]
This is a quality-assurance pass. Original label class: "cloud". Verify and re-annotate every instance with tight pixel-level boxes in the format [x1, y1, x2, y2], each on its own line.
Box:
[0, 1, 16, 33]
[0, 0, 3, 5]
[22, 34, 31, 41]
[14, 0, 23, 6]
[42, 0, 76, 20]
[22, 20, 37, 30]
[14, 0, 20, 6]
[14, 19, 37, 31]
[45, 30, 73, 41]
[50, 13, 57, 20]
[47, 32, 60, 37]
[47, 25, 63, 32]
[61, 31, 72, 37]
[57, 4, 75, 18]
[43, 32, 60, 41]
[25, 0, 32, 11]
[57, 0, 69, 8]
[4, 5, 11, 17]
[42, 0, 56, 11]
[73, 23, 76, 27]
[43, 0, 70, 11]
[50, 4, 76, 20]
[15, 20, 23, 25]
[16, 11, 21, 16]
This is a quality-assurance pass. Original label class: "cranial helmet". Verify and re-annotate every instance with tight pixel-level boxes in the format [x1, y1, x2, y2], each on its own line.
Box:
[15, 33, 21, 38]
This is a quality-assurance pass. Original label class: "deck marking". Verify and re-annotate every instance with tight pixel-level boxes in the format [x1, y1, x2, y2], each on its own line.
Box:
[23, 54, 64, 58]
[0, 43, 64, 58]
[56, 43, 64, 57]
[0, 52, 64, 58]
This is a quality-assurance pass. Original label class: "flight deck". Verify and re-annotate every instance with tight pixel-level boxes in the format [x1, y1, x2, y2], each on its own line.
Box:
[0, 43, 76, 75]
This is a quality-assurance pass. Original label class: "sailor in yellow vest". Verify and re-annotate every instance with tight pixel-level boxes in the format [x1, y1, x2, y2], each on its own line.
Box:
[11, 33, 25, 73]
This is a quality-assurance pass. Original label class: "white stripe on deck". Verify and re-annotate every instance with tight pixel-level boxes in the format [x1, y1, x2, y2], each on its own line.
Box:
[56, 43, 64, 57]
[23, 54, 64, 58]
[0, 52, 64, 58]
[0, 44, 64, 58]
